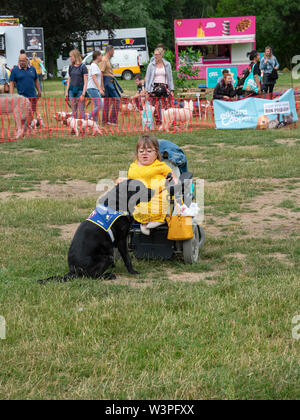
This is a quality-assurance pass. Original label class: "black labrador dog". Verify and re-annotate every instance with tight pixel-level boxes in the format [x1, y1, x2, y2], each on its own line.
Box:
[39, 179, 154, 283]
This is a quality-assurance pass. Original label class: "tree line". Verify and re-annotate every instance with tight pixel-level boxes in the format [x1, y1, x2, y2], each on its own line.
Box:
[1, 0, 299, 73]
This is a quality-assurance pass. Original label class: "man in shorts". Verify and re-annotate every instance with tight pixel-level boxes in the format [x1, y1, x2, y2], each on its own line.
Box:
[9, 53, 41, 115]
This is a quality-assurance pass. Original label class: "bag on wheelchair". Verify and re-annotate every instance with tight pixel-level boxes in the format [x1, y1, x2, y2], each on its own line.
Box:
[166, 201, 193, 241]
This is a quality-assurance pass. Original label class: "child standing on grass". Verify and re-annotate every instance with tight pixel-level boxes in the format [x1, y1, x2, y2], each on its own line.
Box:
[128, 134, 177, 235]
[130, 75, 145, 110]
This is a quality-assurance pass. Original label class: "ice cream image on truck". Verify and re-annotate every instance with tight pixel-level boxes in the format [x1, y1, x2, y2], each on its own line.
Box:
[197, 22, 205, 37]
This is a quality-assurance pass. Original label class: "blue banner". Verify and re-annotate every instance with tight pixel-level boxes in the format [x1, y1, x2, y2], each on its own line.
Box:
[213, 89, 298, 129]
[206, 66, 238, 88]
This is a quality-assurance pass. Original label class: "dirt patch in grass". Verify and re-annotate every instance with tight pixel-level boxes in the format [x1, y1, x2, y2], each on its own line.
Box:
[0, 148, 45, 155]
[0, 180, 100, 201]
[48, 223, 79, 240]
[61, 143, 86, 148]
[1, 173, 21, 179]
[181, 145, 203, 152]
[240, 158, 268, 162]
[226, 253, 247, 260]
[12, 148, 46, 155]
[274, 138, 299, 146]
[235, 145, 260, 150]
[204, 181, 300, 239]
[105, 276, 153, 288]
[167, 270, 223, 285]
[266, 253, 294, 266]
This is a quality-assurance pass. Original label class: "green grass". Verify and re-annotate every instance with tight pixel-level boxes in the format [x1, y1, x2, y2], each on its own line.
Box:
[0, 116, 300, 399]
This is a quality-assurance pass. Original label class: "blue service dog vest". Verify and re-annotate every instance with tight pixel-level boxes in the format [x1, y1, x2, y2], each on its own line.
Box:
[87, 205, 126, 242]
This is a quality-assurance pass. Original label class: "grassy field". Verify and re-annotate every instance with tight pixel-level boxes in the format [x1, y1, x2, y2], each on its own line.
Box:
[0, 80, 299, 400]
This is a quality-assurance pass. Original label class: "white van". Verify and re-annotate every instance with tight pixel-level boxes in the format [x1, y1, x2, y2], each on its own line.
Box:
[62, 49, 140, 80]
[57, 27, 149, 76]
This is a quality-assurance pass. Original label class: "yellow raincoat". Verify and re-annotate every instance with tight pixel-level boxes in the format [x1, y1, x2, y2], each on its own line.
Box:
[128, 159, 172, 223]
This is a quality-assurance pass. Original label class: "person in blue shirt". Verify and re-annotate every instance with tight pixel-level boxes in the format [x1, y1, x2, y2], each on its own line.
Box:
[260, 46, 279, 94]
[9, 53, 41, 113]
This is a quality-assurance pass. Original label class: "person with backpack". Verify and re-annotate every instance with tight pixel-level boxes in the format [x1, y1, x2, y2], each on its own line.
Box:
[65, 49, 88, 119]
[243, 50, 261, 95]
[260, 46, 279, 94]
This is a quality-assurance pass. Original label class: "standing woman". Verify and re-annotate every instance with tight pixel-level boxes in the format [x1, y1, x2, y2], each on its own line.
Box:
[260, 46, 279, 94]
[65, 49, 88, 119]
[145, 47, 174, 129]
[87, 51, 105, 123]
[244, 50, 261, 95]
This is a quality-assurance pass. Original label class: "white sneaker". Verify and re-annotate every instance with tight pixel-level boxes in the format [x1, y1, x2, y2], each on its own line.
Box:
[141, 224, 150, 235]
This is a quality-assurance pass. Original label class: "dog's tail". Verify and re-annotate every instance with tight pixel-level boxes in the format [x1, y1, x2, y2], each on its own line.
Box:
[38, 272, 75, 285]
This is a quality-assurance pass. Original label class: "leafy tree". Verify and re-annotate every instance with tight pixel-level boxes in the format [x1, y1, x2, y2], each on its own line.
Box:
[102, 0, 169, 53]
[216, 0, 300, 68]
[102, 0, 219, 54]
[0, 0, 119, 74]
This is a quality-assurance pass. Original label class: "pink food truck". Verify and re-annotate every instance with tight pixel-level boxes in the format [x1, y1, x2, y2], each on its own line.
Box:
[174, 16, 256, 80]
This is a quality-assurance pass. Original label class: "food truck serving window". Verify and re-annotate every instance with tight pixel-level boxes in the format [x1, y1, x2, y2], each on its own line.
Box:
[179, 44, 231, 65]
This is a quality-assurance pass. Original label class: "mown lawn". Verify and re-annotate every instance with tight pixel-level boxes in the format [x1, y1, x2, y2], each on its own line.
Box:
[0, 124, 299, 399]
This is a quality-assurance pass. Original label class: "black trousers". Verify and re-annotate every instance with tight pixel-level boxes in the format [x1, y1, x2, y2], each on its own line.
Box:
[262, 73, 276, 93]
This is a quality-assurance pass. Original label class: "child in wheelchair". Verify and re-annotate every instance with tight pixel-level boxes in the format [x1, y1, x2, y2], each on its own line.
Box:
[115, 135, 204, 262]
[128, 134, 178, 235]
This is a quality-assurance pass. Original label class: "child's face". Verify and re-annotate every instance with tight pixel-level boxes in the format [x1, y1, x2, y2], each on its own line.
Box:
[137, 145, 157, 165]
[135, 79, 141, 85]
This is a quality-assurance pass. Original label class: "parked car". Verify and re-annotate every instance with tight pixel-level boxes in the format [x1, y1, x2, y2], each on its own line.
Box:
[62, 49, 140, 80]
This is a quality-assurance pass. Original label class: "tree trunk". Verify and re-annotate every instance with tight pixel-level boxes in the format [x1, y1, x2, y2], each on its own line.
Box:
[46, 50, 55, 78]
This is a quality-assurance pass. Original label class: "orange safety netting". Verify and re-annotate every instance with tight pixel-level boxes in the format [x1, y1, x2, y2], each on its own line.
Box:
[0, 96, 215, 142]
[0, 91, 299, 143]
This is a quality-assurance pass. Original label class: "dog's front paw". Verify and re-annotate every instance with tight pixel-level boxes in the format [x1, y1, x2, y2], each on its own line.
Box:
[103, 272, 117, 280]
[129, 270, 139, 275]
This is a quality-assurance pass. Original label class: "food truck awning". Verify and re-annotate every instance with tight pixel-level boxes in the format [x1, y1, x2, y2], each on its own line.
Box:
[176, 35, 255, 46]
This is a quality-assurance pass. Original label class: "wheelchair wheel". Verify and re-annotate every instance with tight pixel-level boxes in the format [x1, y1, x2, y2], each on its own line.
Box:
[183, 223, 205, 264]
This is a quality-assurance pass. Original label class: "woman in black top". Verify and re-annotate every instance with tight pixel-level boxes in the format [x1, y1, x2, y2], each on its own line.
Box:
[213, 74, 236, 100]
[247, 50, 261, 95]
[65, 49, 88, 119]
